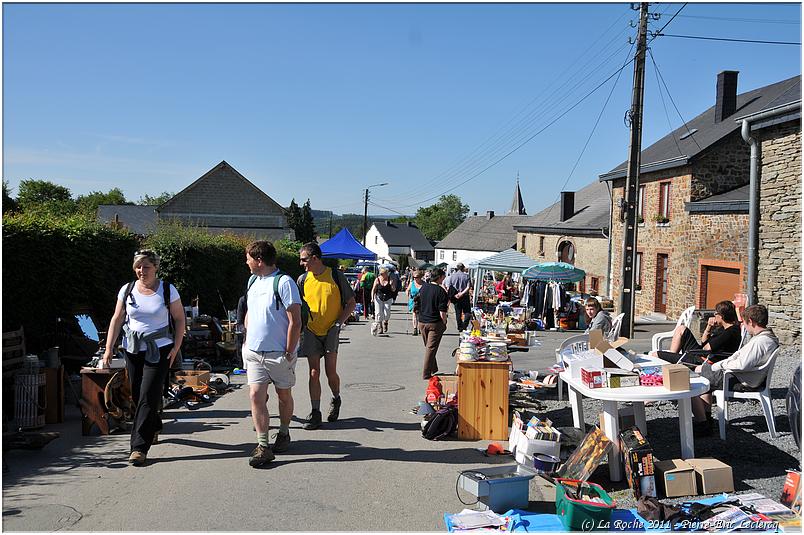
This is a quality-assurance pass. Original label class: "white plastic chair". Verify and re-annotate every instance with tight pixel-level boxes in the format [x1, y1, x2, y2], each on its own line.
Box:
[651, 306, 696, 352]
[607, 313, 625, 341]
[713, 346, 780, 440]
[555, 334, 589, 401]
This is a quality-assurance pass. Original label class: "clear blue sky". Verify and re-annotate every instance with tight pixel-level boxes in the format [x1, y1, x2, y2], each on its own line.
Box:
[3, 3, 801, 217]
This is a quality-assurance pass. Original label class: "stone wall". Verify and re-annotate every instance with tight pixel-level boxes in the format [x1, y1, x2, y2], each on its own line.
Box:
[609, 167, 748, 320]
[518, 231, 609, 294]
[756, 121, 801, 346]
[690, 131, 751, 201]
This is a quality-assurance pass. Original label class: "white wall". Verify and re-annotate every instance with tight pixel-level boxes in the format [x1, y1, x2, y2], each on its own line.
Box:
[434, 248, 498, 268]
[365, 225, 391, 262]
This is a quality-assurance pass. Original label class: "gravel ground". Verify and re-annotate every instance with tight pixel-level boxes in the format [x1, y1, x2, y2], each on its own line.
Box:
[524, 345, 802, 509]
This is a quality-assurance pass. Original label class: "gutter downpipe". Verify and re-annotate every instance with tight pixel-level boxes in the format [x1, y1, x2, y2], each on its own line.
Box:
[605, 181, 613, 297]
[741, 119, 759, 306]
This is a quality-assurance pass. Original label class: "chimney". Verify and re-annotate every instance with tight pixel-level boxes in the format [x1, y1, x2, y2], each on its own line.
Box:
[715, 70, 739, 122]
[473, 212, 478, 216]
[385, 220, 392, 226]
[486, 210, 495, 219]
[560, 191, 574, 222]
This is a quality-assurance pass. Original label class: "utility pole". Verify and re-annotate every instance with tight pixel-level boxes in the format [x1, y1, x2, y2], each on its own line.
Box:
[362, 188, 369, 245]
[619, 2, 649, 338]
[329, 213, 333, 238]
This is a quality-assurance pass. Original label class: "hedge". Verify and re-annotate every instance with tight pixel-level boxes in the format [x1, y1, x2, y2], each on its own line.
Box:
[3, 214, 309, 352]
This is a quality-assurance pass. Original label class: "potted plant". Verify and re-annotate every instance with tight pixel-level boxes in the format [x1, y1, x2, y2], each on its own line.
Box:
[653, 214, 670, 224]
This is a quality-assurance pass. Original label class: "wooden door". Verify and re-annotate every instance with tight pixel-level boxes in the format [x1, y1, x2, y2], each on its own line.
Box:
[704, 266, 741, 309]
[655, 254, 669, 314]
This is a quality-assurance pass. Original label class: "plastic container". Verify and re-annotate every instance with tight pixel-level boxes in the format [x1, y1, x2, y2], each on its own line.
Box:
[555, 477, 616, 531]
[458, 464, 536, 512]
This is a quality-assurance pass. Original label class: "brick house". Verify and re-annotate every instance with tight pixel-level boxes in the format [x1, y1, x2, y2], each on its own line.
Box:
[740, 100, 801, 345]
[600, 72, 800, 320]
[514, 180, 611, 295]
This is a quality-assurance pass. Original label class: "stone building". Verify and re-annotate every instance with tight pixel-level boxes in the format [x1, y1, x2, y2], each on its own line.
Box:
[740, 101, 801, 346]
[514, 180, 611, 295]
[600, 72, 800, 320]
[99, 161, 294, 240]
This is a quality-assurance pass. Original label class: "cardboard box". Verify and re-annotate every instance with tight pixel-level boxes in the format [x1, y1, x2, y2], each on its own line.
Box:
[607, 370, 641, 388]
[619, 427, 656, 498]
[589, 331, 635, 372]
[655, 459, 697, 498]
[518, 429, 561, 459]
[687, 458, 734, 494]
[662, 364, 690, 391]
[174, 370, 210, 387]
[581, 367, 606, 389]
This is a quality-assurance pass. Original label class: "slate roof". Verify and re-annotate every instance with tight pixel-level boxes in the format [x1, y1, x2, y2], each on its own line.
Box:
[509, 178, 526, 215]
[435, 214, 531, 252]
[600, 75, 801, 181]
[512, 180, 610, 236]
[685, 184, 749, 214]
[373, 221, 433, 252]
[96, 205, 159, 235]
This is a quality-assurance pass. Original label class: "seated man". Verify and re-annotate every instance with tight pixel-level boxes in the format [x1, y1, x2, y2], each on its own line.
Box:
[651, 300, 742, 364]
[584, 298, 612, 335]
[691, 304, 779, 437]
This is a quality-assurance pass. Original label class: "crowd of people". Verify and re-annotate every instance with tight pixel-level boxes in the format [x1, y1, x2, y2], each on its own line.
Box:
[102, 244, 780, 466]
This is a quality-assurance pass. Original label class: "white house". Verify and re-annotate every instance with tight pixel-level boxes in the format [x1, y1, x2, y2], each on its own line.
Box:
[364, 221, 434, 264]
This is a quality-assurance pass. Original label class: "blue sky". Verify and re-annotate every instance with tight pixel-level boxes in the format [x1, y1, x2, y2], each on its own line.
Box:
[3, 3, 801, 217]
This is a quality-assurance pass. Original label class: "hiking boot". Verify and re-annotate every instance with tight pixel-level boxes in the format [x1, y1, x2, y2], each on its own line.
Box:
[412, 328, 419, 336]
[128, 450, 147, 466]
[328, 397, 342, 422]
[272, 431, 291, 453]
[303, 409, 322, 430]
[249, 444, 275, 467]
[383, 321, 389, 334]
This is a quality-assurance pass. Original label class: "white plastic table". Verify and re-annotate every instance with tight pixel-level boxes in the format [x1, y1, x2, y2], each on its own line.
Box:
[559, 354, 710, 482]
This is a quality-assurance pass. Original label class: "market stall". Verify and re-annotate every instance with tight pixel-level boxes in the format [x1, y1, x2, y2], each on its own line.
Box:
[521, 262, 585, 330]
[469, 249, 536, 309]
[319, 228, 377, 260]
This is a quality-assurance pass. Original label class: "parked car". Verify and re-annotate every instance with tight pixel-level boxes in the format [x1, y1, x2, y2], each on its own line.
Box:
[786, 362, 801, 450]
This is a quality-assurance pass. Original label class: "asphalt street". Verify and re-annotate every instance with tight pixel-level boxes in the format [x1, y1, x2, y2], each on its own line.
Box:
[2, 304, 683, 532]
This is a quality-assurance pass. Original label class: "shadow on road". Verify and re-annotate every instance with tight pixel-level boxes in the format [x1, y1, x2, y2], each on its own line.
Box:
[286, 416, 420, 432]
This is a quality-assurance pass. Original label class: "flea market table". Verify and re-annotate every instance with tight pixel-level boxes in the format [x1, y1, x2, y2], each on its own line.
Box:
[559, 354, 709, 482]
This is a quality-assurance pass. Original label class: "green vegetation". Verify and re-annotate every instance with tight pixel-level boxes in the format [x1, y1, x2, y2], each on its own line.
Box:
[414, 194, 469, 241]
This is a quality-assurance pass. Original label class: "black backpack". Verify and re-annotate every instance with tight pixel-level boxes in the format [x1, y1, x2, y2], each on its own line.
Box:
[422, 406, 458, 440]
[123, 280, 174, 334]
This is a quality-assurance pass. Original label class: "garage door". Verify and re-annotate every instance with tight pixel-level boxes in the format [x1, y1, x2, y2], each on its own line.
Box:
[703, 266, 741, 309]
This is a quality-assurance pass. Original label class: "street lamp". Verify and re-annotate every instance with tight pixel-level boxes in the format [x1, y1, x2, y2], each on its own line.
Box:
[363, 182, 389, 245]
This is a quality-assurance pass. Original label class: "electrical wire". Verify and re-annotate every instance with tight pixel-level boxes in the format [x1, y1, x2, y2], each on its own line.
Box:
[647, 48, 703, 151]
[674, 14, 800, 24]
[648, 3, 687, 43]
[656, 33, 800, 46]
[393, 52, 639, 209]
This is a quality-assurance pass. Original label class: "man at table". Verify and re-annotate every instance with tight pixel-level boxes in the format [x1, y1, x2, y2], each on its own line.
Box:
[692, 304, 778, 437]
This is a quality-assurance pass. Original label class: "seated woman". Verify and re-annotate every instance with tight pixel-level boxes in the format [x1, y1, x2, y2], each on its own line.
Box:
[650, 300, 741, 364]
[584, 298, 611, 335]
[690, 304, 779, 436]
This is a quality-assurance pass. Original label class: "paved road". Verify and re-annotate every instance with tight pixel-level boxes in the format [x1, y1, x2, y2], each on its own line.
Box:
[3, 303, 666, 531]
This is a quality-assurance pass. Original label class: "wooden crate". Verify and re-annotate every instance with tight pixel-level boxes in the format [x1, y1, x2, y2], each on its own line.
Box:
[457, 361, 510, 440]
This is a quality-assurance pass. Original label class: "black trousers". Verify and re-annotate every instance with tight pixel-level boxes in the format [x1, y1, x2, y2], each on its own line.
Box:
[125, 344, 172, 454]
[453, 295, 472, 331]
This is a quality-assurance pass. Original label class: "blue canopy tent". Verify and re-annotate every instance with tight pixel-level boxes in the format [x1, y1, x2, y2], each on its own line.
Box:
[319, 228, 377, 260]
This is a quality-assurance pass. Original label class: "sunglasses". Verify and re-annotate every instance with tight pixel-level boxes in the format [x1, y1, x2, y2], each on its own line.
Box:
[300, 256, 311, 263]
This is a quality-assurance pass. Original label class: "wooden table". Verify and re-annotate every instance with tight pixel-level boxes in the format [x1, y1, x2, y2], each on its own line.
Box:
[79, 367, 129, 436]
[457, 360, 510, 440]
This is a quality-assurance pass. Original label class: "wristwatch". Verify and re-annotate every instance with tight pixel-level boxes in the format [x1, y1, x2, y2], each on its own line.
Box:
[283, 351, 294, 359]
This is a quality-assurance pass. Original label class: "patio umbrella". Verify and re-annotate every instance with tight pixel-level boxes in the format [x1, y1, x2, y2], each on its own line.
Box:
[521, 262, 586, 283]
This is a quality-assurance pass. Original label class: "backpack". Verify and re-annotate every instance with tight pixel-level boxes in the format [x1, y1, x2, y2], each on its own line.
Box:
[422, 406, 458, 441]
[123, 279, 174, 334]
[247, 270, 290, 311]
[297, 267, 349, 328]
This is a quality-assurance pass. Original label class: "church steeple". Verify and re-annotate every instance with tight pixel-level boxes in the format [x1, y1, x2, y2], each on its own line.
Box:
[508, 173, 526, 215]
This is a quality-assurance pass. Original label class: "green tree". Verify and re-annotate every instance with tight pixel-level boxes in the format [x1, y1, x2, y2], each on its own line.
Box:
[137, 191, 174, 205]
[286, 199, 303, 241]
[298, 199, 316, 243]
[76, 188, 130, 215]
[3, 180, 18, 214]
[17, 179, 76, 216]
[414, 194, 469, 241]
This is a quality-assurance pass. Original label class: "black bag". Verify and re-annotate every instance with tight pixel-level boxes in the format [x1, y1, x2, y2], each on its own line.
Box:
[422, 406, 457, 440]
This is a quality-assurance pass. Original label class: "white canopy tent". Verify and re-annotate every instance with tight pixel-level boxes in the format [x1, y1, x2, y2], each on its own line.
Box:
[468, 249, 536, 306]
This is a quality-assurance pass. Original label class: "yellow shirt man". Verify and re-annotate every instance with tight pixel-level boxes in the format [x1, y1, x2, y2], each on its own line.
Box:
[303, 267, 342, 336]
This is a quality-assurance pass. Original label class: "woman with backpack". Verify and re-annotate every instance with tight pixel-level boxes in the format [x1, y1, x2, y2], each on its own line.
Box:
[102, 249, 185, 466]
[371, 267, 397, 335]
[407, 269, 424, 336]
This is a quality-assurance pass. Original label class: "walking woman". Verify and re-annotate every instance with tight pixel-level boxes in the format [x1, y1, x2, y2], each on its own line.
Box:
[102, 250, 185, 466]
[407, 269, 424, 336]
[372, 267, 397, 335]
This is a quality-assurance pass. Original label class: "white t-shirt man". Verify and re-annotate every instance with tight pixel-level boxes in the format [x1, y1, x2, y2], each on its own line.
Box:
[117, 281, 180, 352]
[245, 272, 302, 353]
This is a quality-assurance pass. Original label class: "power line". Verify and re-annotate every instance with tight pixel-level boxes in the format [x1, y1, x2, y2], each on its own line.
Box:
[647, 48, 703, 151]
[394, 52, 639, 209]
[655, 33, 801, 46]
[649, 3, 688, 42]
[674, 14, 800, 25]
